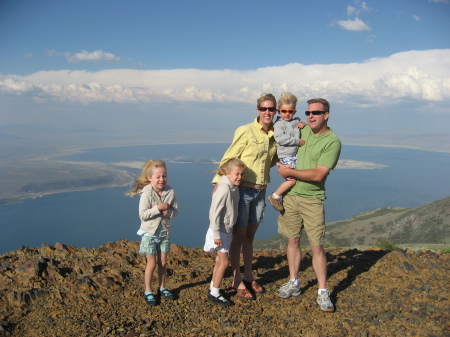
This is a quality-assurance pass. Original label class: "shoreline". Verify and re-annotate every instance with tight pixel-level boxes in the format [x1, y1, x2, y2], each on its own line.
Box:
[1, 142, 449, 205]
[0, 159, 135, 206]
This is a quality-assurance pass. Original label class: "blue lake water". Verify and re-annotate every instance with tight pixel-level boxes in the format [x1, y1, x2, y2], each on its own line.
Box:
[1, 143, 449, 254]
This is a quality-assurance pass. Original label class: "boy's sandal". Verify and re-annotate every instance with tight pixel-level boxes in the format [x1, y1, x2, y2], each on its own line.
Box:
[158, 288, 175, 300]
[144, 293, 156, 306]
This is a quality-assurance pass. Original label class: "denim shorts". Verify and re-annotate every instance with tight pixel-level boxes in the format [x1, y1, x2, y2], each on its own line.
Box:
[139, 230, 170, 255]
[236, 185, 266, 227]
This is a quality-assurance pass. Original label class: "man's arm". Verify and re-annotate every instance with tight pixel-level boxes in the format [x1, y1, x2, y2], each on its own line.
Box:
[277, 163, 331, 183]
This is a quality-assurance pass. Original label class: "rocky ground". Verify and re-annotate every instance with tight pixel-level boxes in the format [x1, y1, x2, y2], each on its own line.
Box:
[0, 240, 448, 337]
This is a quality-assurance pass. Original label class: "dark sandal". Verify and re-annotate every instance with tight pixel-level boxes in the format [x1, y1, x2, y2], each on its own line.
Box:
[207, 293, 232, 307]
[235, 287, 255, 300]
[243, 280, 265, 294]
[158, 288, 174, 300]
[144, 293, 156, 306]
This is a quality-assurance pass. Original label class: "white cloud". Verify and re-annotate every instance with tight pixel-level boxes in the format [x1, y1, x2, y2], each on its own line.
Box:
[428, 0, 449, 3]
[64, 50, 120, 63]
[347, 1, 370, 16]
[47, 49, 61, 56]
[413, 15, 420, 21]
[337, 17, 370, 31]
[347, 5, 358, 16]
[1, 49, 449, 105]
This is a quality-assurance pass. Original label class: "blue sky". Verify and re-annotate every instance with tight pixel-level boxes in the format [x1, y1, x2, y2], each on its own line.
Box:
[1, 0, 450, 153]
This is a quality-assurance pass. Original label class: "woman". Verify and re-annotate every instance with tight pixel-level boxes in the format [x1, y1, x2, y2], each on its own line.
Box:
[212, 93, 278, 299]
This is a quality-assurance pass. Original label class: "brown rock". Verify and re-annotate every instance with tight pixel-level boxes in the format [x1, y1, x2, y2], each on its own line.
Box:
[0, 240, 449, 337]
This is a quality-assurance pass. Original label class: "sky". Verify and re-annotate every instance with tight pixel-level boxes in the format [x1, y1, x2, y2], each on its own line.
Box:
[1, 0, 450, 154]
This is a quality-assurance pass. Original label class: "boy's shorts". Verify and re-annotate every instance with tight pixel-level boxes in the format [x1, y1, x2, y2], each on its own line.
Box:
[139, 232, 170, 255]
[280, 155, 297, 168]
[277, 195, 325, 246]
[203, 228, 233, 253]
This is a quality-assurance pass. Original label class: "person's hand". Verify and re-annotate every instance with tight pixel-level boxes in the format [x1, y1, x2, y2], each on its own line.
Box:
[299, 139, 306, 147]
[214, 239, 223, 247]
[157, 202, 170, 214]
[277, 162, 294, 179]
[297, 121, 305, 129]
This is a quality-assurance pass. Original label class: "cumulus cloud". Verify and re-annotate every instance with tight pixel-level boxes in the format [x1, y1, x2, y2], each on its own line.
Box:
[337, 18, 370, 31]
[413, 15, 421, 21]
[1, 49, 449, 105]
[64, 50, 120, 63]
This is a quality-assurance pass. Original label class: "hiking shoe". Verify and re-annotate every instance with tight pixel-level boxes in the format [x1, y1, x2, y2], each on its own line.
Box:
[207, 293, 232, 307]
[268, 194, 284, 211]
[275, 281, 301, 299]
[317, 290, 334, 312]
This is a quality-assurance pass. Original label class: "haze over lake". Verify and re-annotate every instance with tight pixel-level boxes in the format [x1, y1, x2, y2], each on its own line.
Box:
[1, 143, 449, 254]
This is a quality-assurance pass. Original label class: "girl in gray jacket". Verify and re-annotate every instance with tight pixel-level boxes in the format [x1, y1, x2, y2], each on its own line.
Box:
[128, 160, 178, 306]
[204, 158, 246, 307]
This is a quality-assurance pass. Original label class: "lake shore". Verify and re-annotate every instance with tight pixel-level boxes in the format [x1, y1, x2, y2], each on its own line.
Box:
[1, 140, 448, 206]
[0, 156, 135, 205]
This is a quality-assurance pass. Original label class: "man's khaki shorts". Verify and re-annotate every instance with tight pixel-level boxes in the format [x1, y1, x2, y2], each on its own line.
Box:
[278, 195, 325, 246]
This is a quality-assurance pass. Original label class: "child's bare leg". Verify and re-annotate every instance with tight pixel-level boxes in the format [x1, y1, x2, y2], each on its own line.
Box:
[157, 252, 168, 290]
[212, 251, 229, 289]
[274, 180, 296, 197]
[145, 254, 157, 293]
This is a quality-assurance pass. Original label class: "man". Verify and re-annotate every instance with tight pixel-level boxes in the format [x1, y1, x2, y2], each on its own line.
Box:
[275, 98, 341, 312]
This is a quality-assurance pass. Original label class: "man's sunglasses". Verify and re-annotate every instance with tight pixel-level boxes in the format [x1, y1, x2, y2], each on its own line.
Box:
[305, 110, 327, 116]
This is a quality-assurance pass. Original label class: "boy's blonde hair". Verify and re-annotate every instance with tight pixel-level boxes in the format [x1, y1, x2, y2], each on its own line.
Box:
[217, 158, 246, 176]
[278, 92, 298, 109]
[127, 160, 167, 197]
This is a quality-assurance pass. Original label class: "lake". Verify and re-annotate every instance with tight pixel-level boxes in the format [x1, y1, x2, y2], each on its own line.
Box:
[1, 143, 449, 254]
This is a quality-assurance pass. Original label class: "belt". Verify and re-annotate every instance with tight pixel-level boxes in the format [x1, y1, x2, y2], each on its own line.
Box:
[241, 181, 267, 190]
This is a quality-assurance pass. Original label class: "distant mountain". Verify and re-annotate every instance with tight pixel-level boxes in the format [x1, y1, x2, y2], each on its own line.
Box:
[255, 196, 450, 250]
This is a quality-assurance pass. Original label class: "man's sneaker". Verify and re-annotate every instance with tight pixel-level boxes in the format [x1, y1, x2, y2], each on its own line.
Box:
[207, 293, 232, 307]
[317, 290, 334, 312]
[275, 281, 301, 299]
[268, 194, 284, 211]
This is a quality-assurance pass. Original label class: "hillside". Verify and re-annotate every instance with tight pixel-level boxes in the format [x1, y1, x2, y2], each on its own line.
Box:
[0, 241, 449, 336]
[254, 196, 450, 250]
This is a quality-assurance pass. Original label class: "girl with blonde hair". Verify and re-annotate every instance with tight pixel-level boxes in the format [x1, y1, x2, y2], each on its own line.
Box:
[204, 158, 245, 307]
[128, 160, 178, 306]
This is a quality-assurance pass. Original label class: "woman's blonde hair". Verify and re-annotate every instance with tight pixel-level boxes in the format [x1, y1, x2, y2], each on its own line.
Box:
[217, 158, 246, 176]
[126, 160, 167, 197]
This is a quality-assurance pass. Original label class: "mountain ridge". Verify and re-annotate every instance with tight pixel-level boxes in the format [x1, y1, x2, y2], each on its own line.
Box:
[254, 196, 450, 250]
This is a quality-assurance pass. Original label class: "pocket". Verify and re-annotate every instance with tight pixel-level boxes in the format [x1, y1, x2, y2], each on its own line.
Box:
[249, 136, 265, 154]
